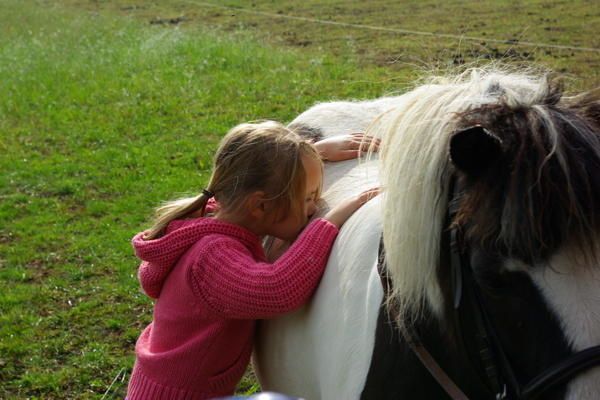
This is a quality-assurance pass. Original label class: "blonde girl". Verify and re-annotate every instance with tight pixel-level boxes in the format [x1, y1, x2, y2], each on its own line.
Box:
[126, 121, 379, 400]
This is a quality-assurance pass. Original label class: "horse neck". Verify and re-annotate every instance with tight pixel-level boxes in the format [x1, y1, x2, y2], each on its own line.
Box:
[527, 246, 600, 399]
[435, 243, 600, 400]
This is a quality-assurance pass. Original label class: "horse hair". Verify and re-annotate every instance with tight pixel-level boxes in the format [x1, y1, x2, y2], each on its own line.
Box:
[454, 90, 600, 265]
[376, 67, 600, 322]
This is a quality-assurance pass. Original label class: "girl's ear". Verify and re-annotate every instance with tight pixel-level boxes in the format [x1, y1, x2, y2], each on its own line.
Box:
[246, 191, 267, 219]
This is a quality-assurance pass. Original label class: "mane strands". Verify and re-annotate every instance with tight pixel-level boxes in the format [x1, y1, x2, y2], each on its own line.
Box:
[376, 67, 562, 322]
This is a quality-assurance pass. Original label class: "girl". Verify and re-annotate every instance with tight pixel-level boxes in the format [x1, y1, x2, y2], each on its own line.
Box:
[127, 121, 379, 400]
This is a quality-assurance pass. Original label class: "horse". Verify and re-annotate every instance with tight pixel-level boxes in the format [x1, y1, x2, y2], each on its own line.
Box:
[254, 67, 600, 400]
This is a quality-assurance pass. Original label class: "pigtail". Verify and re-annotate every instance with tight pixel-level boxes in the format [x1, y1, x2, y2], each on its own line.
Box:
[144, 190, 213, 240]
[142, 120, 315, 240]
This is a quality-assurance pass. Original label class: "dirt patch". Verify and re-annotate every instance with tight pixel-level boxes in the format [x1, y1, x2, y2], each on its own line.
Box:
[149, 16, 186, 25]
[23, 258, 53, 282]
[0, 230, 17, 244]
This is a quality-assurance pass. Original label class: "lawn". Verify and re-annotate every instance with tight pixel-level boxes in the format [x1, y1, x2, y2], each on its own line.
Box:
[57, 0, 600, 89]
[1, 0, 598, 399]
[0, 2, 396, 398]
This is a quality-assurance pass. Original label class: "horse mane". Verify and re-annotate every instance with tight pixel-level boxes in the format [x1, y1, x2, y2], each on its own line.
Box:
[454, 90, 600, 265]
[375, 66, 600, 322]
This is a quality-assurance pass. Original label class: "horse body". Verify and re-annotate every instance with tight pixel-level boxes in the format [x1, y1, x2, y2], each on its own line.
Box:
[255, 69, 600, 399]
[256, 97, 395, 399]
[255, 194, 383, 399]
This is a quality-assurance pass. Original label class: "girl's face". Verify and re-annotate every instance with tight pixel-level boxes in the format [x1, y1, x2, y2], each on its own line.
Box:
[265, 155, 322, 241]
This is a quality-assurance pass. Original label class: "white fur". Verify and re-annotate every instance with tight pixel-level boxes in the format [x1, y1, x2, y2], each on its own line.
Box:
[290, 96, 404, 138]
[529, 247, 600, 399]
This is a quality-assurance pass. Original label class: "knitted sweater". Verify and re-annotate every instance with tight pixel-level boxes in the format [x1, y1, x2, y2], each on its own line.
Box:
[126, 216, 339, 400]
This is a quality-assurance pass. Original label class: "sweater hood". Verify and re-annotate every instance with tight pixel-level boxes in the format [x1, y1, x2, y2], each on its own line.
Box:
[132, 218, 263, 299]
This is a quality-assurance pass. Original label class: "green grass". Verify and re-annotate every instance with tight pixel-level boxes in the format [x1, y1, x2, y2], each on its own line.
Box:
[2, 1, 598, 398]
[56, 0, 600, 90]
[0, 2, 396, 398]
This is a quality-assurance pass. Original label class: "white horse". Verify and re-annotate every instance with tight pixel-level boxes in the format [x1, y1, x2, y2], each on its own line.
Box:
[255, 68, 600, 400]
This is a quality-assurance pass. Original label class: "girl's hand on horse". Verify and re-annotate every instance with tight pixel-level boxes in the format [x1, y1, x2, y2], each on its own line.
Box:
[324, 187, 381, 228]
[314, 133, 381, 162]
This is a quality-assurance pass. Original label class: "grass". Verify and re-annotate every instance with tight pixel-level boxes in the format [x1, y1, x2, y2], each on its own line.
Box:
[2, 0, 598, 399]
[55, 0, 600, 90]
[0, 2, 396, 398]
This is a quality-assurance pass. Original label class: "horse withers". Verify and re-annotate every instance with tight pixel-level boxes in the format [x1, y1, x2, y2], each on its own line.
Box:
[255, 68, 600, 400]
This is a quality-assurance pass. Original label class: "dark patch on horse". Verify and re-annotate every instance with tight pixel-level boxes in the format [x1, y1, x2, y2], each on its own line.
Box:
[465, 249, 571, 399]
[360, 302, 455, 399]
[361, 82, 600, 399]
[287, 123, 324, 142]
[361, 239, 490, 399]
[361, 245, 571, 399]
[452, 86, 600, 265]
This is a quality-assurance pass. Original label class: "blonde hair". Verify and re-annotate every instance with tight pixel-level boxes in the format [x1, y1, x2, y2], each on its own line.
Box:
[144, 121, 322, 239]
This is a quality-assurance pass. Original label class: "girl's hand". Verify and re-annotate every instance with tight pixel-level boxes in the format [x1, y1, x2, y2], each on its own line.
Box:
[314, 133, 381, 162]
[324, 187, 381, 228]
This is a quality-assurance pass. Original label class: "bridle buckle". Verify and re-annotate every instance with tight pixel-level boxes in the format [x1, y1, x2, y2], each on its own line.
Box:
[495, 385, 507, 400]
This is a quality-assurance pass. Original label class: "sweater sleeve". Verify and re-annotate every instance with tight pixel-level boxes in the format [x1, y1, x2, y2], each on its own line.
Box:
[191, 218, 339, 319]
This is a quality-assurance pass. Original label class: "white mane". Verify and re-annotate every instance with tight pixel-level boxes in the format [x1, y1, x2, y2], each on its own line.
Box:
[375, 67, 556, 319]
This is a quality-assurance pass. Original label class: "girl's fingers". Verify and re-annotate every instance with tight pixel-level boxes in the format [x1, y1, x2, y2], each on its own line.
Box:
[358, 187, 381, 204]
[357, 142, 380, 152]
[349, 138, 380, 147]
[351, 132, 380, 141]
[351, 138, 375, 143]
[360, 140, 379, 150]
[336, 150, 364, 160]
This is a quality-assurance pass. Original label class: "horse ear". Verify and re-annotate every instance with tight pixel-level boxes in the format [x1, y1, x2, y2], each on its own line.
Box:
[449, 126, 503, 176]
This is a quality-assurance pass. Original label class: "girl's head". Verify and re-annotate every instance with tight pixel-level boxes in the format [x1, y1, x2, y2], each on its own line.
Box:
[145, 121, 323, 240]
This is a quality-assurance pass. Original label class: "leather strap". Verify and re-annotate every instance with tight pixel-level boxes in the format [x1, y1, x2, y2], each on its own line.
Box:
[399, 324, 470, 400]
[377, 241, 470, 400]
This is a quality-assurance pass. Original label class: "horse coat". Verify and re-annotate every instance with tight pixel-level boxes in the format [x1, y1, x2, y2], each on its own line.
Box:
[255, 68, 600, 400]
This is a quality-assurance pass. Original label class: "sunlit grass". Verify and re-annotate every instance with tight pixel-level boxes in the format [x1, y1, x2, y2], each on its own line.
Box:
[5, 0, 596, 398]
[0, 1, 399, 398]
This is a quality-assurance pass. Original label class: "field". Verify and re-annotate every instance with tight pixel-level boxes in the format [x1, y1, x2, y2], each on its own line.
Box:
[1, 1, 598, 399]
[57, 0, 600, 88]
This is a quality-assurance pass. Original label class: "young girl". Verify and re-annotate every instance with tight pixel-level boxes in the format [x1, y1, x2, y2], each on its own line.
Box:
[126, 121, 379, 400]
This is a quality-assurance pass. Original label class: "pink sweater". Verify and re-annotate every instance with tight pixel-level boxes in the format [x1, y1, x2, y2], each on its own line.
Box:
[126, 215, 338, 400]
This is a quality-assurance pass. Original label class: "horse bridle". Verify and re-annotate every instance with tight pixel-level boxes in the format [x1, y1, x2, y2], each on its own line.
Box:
[377, 177, 600, 399]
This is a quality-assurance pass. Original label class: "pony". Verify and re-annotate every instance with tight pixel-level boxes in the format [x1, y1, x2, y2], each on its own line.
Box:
[254, 67, 600, 400]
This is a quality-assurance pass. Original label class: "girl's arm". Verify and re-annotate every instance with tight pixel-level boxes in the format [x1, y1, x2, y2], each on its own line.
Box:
[191, 218, 339, 319]
[313, 133, 380, 161]
[191, 187, 379, 319]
